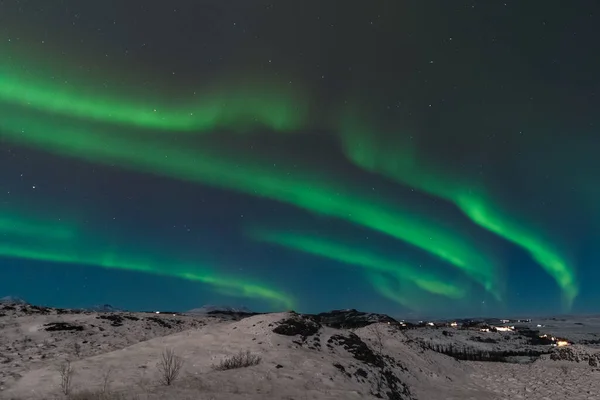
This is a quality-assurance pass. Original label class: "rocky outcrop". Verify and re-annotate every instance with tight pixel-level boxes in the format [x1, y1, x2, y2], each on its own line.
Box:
[272, 314, 321, 338]
[271, 309, 399, 339]
[314, 309, 398, 329]
[44, 322, 85, 332]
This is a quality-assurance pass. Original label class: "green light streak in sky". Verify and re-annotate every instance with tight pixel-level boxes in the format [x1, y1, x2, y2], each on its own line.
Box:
[0, 213, 76, 240]
[366, 272, 421, 311]
[0, 239, 294, 309]
[0, 62, 308, 132]
[0, 107, 503, 300]
[459, 194, 577, 307]
[249, 229, 466, 299]
[0, 207, 293, 308]
[339, 118, 578, 308]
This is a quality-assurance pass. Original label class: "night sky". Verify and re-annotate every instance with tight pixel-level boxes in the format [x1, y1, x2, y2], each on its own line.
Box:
[1, 1, 598, 318]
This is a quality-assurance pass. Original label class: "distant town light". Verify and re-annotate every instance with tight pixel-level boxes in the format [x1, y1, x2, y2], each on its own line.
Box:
[495, 326, 514, 332]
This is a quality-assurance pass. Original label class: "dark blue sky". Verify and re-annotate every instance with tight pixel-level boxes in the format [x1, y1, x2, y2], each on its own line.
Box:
[0, 1, 598, 318]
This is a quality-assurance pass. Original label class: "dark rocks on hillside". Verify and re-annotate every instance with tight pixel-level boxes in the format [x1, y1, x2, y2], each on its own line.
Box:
[328, 333, 384, 368]
[382, 369, 413, 400]
[332, 362, 349, 376]
[314, 309, 397, 329]
[187, 305, 258, 320]
[146, 316, 173, 328]
[26, 305, 52, 314]
[95, 314, 182, 329]
[55, 308, 78, 315]
[97, 314, 125, 327]
[273, 315, 321, 338]
[327, 333, 413, 400]
[44, 322, 84, 332]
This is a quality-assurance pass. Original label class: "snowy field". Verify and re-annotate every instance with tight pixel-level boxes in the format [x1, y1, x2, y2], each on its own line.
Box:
[1, 300, 599, 400]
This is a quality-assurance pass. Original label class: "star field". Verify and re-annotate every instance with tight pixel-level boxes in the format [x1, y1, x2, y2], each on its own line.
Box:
[0, 1, 598, 317]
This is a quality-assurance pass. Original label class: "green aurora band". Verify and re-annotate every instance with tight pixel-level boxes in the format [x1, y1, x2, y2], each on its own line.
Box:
[366, 272, 424, 311]
[0, 58, 309, 133]
[248, 229, 467, 301]
[0, 212, 293, 308]
[0, 212, 77, 241]
[0, 107, 504, 300]
[339, 117, 579, 308]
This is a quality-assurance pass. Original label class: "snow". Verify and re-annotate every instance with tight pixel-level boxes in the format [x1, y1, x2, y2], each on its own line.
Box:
[1, 302, 599, 399]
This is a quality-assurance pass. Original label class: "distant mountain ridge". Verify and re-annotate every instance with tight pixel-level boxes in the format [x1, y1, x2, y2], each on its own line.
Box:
[87, 304, 124, 312]
[186, 304, 253, 314]
[0, 296, 28, 305]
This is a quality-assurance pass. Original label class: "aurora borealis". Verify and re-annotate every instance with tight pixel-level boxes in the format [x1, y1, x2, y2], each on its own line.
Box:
[1, 1, 598, 317]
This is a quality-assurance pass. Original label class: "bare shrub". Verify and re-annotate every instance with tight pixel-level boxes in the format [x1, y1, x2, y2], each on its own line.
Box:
[157, 348, 184, 386]
[73, 341, 82, 358]
[58, 360, 75, 395]
[101, 366, 114, 393]
[213, 350, 262, 371]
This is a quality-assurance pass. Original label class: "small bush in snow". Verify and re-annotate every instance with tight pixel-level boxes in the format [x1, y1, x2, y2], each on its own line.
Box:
[213, 350, 262, 371]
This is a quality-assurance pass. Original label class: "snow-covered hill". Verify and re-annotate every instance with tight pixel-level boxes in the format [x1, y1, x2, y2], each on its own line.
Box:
[1, 302, 599, 399]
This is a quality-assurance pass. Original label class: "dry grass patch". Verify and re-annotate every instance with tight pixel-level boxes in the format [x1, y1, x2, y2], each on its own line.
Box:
[213, 350, 262, 371]
[67, 390, 134, 400]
